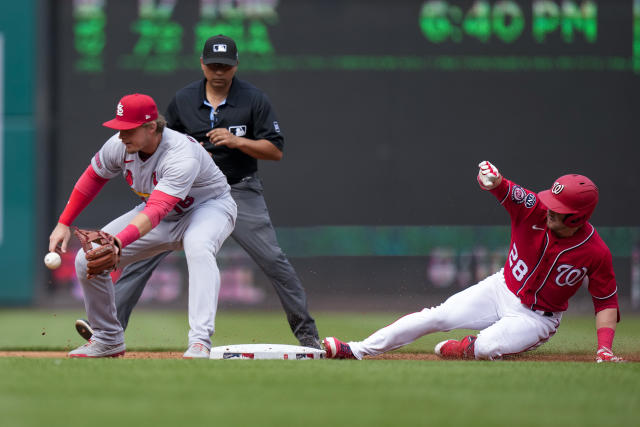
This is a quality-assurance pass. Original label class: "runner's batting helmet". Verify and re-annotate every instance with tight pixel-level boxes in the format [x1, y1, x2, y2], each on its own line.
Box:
[538, 174, 598, 227]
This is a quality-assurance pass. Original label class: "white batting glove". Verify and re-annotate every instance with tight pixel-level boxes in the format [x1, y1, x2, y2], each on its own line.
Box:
[596, 347, 625, 363]
[477, 161, 502, 190]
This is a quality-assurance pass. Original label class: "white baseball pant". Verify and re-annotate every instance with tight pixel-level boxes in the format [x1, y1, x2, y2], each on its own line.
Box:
[349, 270, 562, 360]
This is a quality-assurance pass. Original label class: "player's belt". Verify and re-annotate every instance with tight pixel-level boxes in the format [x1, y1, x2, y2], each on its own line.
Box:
[130, 188, 151, 198]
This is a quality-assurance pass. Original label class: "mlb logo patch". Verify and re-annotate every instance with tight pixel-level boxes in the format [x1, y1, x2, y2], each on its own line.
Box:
[525, 193, 537, 208]
[273, 121, 280, 132]
[223, 353, 242, 359]
[213, 44, 227, 52]
[229, 125, 247, 137]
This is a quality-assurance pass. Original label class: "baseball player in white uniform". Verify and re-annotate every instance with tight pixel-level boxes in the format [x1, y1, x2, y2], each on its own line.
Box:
[48, 93, 237, 358]
[324, 161, 623, 363]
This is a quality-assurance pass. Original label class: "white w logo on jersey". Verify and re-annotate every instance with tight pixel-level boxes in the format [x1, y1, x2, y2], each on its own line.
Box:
[555, 264, 587, 287]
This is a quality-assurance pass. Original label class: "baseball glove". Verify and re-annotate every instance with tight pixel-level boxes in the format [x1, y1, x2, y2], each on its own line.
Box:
[73, 228, 121, 279]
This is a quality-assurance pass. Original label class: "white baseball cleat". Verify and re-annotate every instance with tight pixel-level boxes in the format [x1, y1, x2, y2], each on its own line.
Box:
[183, 343, 211, 359]
[68, 339, 125, 358]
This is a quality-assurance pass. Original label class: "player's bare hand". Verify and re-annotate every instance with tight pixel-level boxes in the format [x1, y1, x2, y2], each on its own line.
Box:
[49, 223, 71, 253]
[477, 160, 502, 190]
[596, 347, 625, 363]
[206, 128, 242, 149]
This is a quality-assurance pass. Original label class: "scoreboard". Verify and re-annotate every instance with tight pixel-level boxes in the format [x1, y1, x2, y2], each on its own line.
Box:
[54, 0, 640, 227]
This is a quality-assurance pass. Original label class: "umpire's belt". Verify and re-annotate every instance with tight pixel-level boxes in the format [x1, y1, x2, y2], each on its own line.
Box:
[227, 172, 258, 185]
[228, 172, 257, 186]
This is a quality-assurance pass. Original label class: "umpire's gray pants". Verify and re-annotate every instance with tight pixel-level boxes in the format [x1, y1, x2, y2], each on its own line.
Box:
[114, 174, 319, 343]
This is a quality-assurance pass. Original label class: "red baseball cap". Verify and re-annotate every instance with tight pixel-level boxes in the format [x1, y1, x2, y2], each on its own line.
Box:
[103, 94, 159, 130]
[538, 174, 598, 227]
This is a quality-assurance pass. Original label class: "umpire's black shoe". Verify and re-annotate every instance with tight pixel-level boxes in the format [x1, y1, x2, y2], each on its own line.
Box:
[75, 319, 94, 341]
[298, 337, 322, 350]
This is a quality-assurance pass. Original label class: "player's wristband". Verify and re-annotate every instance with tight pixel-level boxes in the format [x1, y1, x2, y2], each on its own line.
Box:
[597, 327, 615, 351]
[115, 224, 141, 249]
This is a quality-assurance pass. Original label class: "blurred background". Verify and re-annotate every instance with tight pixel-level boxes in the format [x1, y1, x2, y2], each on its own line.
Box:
[1, 0, 639, 314]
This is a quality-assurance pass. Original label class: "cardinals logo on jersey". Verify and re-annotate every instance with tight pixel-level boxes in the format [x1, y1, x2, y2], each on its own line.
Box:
[555, 264, 587, 287]
[125, 170, 133, 187]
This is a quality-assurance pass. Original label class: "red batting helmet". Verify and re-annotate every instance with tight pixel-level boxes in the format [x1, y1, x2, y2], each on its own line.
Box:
[538, 174, 599, 227]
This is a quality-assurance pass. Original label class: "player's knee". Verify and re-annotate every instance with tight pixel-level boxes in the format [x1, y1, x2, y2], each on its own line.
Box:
[251, 243, 284, 264]
[184, 237, 218, 259]
[74, 249, 88, 273]
[429, 318, 450, 331]
[420, 306, 452, 331]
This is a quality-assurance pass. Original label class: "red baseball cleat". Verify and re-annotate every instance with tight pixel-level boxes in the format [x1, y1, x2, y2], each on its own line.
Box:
[323, 337, 356, 359]
[434, 335, 477, 359]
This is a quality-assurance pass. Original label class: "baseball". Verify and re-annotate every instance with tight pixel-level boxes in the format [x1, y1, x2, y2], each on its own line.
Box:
[44, 252, 62, 270]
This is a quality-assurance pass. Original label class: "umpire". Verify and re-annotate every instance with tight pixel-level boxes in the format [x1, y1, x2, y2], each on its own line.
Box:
[75, 35, 321, 349]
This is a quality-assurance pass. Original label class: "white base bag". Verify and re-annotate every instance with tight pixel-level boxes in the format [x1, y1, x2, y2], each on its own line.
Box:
[210, 343, 326, 360]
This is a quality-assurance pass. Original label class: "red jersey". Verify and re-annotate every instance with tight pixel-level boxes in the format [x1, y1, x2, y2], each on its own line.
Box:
[489, 178, 618, 313]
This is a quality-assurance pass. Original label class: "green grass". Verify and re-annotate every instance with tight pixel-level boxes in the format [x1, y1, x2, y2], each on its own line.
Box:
[1, 358, 638, 427]
[2, 309, 640, 355]
[1, 309, 640, 427]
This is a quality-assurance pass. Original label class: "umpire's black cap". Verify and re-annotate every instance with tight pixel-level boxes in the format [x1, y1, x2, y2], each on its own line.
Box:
[202, 35, 238, 66]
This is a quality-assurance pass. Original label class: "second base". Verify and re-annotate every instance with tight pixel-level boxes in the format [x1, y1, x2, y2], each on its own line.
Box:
[210, 343, 326, 360]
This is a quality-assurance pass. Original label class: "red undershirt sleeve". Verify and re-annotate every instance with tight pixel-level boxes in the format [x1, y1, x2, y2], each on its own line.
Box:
[141, 190, 181, 227]
[488, 177, 510, 202]
[58, 165, 109, 226]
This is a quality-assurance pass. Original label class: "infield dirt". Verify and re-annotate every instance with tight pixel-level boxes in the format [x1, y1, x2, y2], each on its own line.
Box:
[1, 351, 638, 362]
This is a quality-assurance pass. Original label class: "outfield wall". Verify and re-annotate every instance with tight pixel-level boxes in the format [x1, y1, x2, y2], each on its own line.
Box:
[5, 1, 640, 309]
[42, 224, 640, 313]
[0, 2, 36, 304]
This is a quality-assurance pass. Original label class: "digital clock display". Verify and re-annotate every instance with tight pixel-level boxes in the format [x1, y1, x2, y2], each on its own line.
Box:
[419, 0, 596, 44]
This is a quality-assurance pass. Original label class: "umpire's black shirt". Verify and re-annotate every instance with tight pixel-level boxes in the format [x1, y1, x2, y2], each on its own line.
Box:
[165, 76, 284, 185]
